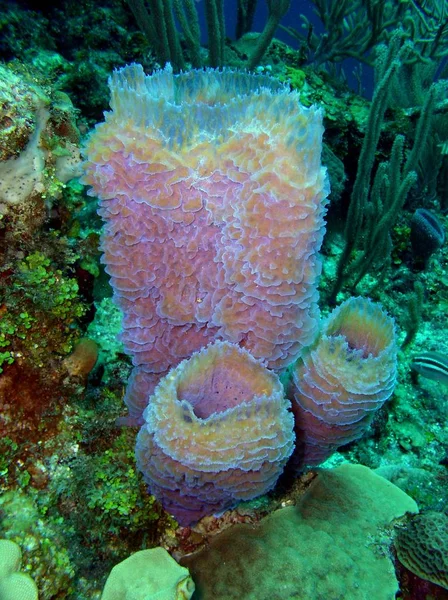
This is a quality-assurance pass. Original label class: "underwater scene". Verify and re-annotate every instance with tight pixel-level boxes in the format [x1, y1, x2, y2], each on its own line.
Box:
[0, 0, 447, 598]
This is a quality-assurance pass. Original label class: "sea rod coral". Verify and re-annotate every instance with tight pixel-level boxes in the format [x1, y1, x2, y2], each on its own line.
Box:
[82, 63, 329, 422]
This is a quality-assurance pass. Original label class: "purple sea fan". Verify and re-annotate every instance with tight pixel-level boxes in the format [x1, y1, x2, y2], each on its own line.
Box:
[82, 64, 329, 423]
[135, 341, 295, 526]
[287, 297, 397, 469]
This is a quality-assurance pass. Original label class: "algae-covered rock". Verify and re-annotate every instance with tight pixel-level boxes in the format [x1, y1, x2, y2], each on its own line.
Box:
[101, 547, 195, 600]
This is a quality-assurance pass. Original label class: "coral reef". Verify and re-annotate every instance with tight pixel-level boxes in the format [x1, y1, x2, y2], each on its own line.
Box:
[0, 249, 88, 440]
[0, 1, 447, 598]
[287, 296, 398, 467]
[0, 65, 94, 444]
[0, 64, 81, 233]
[181, 464, 418, 599]
[0, 492, 75, 599]
[83, 63, 328, 422]
[136, 341, 295, 526]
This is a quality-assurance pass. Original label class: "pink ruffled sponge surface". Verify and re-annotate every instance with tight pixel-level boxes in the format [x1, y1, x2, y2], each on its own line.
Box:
[82, 65, 400, 525]
[82, 64, 329, 422]
[135, 341, 295, 526]
[287, 297, 398, 468]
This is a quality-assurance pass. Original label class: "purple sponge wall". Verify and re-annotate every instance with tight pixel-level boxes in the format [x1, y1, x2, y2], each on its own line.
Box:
[135, 341, 295, 526]
[287, 297, 398, 468]
[82, 64, 401, 526]
[82, 64, 329, 423]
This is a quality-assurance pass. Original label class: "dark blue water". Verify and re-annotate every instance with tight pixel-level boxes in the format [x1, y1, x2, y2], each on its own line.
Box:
[196, 0, 373, 97]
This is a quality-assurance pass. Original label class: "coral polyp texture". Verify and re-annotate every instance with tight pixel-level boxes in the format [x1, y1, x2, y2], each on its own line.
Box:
[395, 511, 448, 590]
[101, 548, 195, 600]
[288, 297, 397, 468]
[82, 63, 329, 421]
[135, 341, 295, 526]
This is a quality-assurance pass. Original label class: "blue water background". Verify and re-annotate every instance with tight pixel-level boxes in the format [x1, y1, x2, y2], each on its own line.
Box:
[196, 0, 374, 97]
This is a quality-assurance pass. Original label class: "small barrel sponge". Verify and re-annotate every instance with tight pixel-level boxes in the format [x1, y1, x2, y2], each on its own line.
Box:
[0, 539, 38, 600]
[287, 297, 397, 467]
[82, 63, 329, 421]
[135, 341, 295, 525]
[101, 547, 195, 600]
[395, 511, 448, 590]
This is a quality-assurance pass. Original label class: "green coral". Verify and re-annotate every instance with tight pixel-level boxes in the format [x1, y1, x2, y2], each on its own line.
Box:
[0, 350, 14, 372]
[391, 222, 411, 265]
[281, 65, 306, 90]
[0, 539, 38, 600]
[58, 430, 162, 537]
[0, 249, 87, 373]
[0, 311, 35, 372]
[84, 436, 160, 532]
[41, 165, 67, 200]
[0, 438, 18, 485]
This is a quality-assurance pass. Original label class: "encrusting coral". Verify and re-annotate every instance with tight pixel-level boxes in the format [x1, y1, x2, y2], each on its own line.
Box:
[101, 548, 194, 600]
[0, 539, 38, 600]
[135, 341, 295, 526]
[181, 464, 418, 600]
[287, 296, 397, 467]
[0, 64, 81, 228]
[83, 63, 329, 423]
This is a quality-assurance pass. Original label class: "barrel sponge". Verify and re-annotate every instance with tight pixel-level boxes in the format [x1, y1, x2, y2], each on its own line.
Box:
[395, 511, 448, 590]
[82, 63, 329, 422]
[135, 340, 295, 525]
[288, 296, 397, 467]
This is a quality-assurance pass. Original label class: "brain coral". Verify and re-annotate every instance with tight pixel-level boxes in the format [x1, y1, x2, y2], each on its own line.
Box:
[135, 341, 295, 525]
[395, 511, 448, 590]
[287, 296, 397, 468]
[82, 63, 329, 422]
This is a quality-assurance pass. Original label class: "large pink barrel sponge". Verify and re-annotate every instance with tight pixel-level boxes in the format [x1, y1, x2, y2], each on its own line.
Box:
[288, 297, 397, 468]
[135, 341, 295, 526]
[82, 64, 329, 422]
